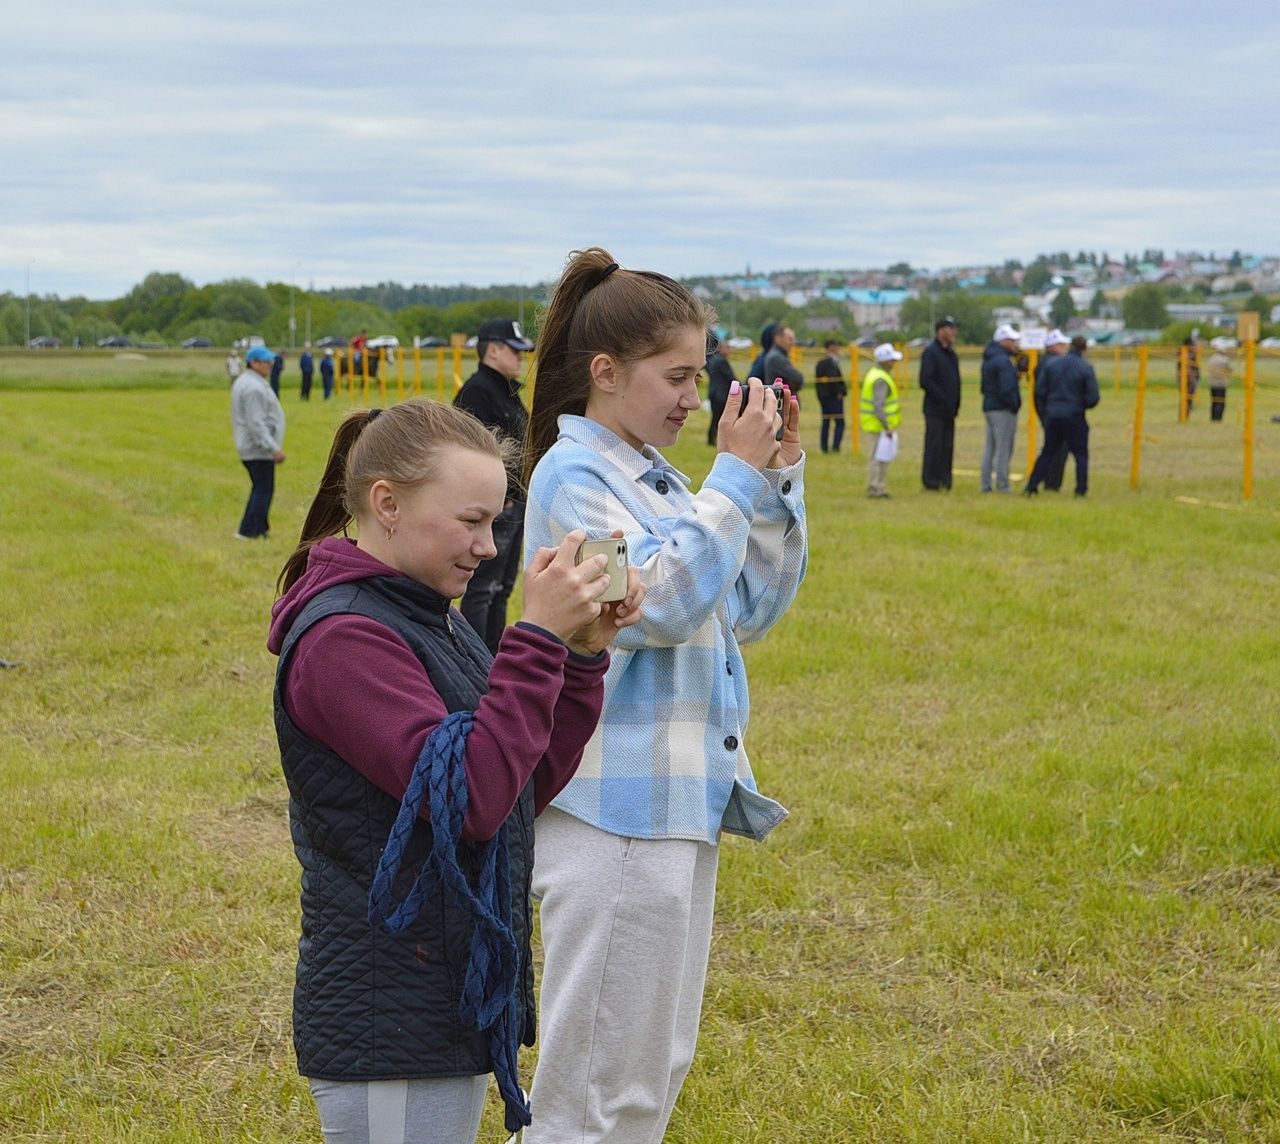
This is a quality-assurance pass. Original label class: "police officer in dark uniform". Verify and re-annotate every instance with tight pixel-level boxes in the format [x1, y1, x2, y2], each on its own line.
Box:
[453, 317, 534, 652]
[918, 316, 961, 489]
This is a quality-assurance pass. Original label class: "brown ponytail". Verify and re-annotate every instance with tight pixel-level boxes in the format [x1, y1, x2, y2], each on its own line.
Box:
[277, 400, 510, 595]
[523, 246, 715, 485]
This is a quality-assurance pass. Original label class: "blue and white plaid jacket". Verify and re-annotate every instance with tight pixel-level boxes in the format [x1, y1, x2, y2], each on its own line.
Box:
[523, 415, 807, 844]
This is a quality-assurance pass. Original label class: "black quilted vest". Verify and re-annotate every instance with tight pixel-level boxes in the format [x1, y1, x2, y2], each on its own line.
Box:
[273, 575, 536, 1080]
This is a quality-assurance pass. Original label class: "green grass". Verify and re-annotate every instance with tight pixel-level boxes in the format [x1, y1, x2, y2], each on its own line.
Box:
[2, 361, 1279, 1142]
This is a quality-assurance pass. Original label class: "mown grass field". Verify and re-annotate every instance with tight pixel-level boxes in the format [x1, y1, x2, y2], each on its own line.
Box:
[2, 350, 1279, 1142]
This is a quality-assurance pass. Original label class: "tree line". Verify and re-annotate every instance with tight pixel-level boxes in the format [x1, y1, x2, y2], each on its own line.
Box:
[2, 269, 1273, 349]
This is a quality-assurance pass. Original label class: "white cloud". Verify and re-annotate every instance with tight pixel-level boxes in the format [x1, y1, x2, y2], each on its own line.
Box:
[4, 0, 1280, 296]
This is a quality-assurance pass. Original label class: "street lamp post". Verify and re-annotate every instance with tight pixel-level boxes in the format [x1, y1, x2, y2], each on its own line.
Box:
[24, 261, 32, 348]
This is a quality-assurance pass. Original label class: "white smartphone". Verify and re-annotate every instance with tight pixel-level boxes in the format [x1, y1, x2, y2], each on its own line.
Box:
[575, 537, 629, 603]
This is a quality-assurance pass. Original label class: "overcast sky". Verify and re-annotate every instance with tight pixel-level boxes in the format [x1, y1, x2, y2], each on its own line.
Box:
[4, 1, 1278, 299]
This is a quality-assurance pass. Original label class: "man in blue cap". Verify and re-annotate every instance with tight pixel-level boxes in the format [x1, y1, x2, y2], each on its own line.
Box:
[230, 345, 286, 539]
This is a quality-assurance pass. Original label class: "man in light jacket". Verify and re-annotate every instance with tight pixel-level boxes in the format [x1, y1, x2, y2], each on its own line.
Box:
[979, 323, 1022, 493]
[230, 345, 286, 539]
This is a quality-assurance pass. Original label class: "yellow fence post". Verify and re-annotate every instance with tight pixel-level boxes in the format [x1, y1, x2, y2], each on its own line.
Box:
[396, 349, 404, 402]
[1025, 348, 1039, 474]
[1243, 340, 1256, 501]
[435, 348, 445, 401]
[450, 335, 466, 398]
[1177, 344, 1188, 423]
[413, 343, 421, 395]
[361, 345, 369, 401]
[1129, 345, 1148, 490]
[850, 344, 861, 456]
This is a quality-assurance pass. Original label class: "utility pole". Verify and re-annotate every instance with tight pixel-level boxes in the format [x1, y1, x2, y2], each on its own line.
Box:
[289, 263, 299, 350]
[24, 261, 32, 347]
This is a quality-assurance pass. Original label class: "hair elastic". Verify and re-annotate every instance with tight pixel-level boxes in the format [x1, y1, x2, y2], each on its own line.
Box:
[589, 261, 619, 290]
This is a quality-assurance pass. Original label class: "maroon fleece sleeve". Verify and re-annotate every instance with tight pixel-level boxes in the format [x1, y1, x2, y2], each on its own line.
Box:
[283, 616, 607, 841]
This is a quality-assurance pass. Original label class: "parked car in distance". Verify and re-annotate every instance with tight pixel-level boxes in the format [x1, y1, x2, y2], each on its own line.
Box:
[29, 335, 62, 349]
[417, 336, 449, 348]
[366, 335, 400, 349]
[97, 335, 132, 348]
[1259, 336, 1280, 348]
[232, 335, 266, 351]
[726, 336, 753, 350]
[315, 335, 347, 348]
[180, 336, 213, 348]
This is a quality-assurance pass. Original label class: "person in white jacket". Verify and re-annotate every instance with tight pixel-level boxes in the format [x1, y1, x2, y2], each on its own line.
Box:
[230, 344, 286, 539]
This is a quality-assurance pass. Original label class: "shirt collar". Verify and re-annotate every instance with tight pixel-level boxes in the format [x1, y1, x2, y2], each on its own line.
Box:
[556, 414, 690, 486]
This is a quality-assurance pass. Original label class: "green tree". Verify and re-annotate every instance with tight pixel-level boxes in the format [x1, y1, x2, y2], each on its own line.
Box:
[1242, 294, 1272, 318]
[897, 291, 1001, 345]
[112, 272, 194, 333]
[1049, 288, 1077, 328]
[1089, 290, 1108, 317]
[1122, 284, 1169, 329]
[1022, 262, 1053, 295]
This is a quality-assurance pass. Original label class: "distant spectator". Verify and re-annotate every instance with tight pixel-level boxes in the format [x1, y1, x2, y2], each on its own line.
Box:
[320, 348, 335, 399]
[452, 317, 535, 653]
[860, 343, 902, 498]
[270, 351, 285, 397]
[813, 339, 847, 453]
[226, 349, 242, 382]
[1024, 335, 1099, 498]
[919, 315, 961, 489]
[747, 322, 776, 382]
[299, 344, 314, 401]
[764, 324, 805, 397]
[979, 324, 1022, 493]
[705, 336, 737, 446]
[1031, 329, 1070, 491]
[1207, 345, 1231, 421]
[230, 346, 286, 539]
[1179, 335, 1200, 418]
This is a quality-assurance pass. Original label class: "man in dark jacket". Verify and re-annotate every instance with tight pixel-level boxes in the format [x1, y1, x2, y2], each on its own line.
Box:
[705, 337, 736, 446]
[763, 324, 805, 397]
[979, 324, 1022, 492]
[918, 315, 961, 489]
[1032, 329, 1070, 490]
[453, 317, 534, 651]
[269, 351, 285, 397]
[298, 344, 314, 401]
[748, 323, 776, 383]
[1024, 336, 1100, 497]
[814, 339, 847, 453]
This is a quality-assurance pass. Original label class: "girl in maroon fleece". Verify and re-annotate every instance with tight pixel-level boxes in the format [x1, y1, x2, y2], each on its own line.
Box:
[269, 399, 643, 1144]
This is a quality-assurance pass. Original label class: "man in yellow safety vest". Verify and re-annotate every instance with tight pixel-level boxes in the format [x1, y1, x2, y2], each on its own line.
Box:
[860, 343, 903, 498]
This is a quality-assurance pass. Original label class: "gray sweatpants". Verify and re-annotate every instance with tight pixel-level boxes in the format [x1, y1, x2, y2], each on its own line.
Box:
[525, 807, 720, 1144]
[309, 1075, 488, 1143]
[981, 409, 1018, 492]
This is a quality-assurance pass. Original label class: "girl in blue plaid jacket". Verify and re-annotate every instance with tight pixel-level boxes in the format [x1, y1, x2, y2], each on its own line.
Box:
[519, 247, 807, 1144]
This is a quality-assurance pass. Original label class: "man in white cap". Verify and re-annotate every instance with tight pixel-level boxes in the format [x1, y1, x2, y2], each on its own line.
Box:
[1032, 329, 1071, 490]
[979, 323, 1022, 492]
[860, 343, 903, 498]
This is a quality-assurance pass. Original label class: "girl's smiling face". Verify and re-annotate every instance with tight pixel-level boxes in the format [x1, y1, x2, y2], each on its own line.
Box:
[585, 325, 707, 452]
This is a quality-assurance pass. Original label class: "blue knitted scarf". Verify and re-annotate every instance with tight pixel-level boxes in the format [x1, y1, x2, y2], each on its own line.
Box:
[367, 710, 531, 1132]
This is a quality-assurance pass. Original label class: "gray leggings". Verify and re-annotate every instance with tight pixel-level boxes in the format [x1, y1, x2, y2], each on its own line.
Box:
[309, 1076, 488, 1144]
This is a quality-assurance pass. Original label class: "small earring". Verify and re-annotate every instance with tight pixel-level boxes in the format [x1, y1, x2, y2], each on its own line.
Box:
[385, 524, 395, 541]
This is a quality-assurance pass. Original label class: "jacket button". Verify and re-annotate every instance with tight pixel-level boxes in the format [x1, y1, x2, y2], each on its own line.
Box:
[726, 662, 733, 675]
[655, 479, 669, 495]
[724, 735, 738, 751]
[781, 480, 792, 494]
